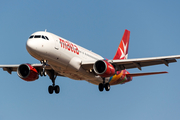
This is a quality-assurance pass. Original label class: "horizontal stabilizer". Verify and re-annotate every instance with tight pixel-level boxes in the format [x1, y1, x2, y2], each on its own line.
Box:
[126, 71, 168, 77]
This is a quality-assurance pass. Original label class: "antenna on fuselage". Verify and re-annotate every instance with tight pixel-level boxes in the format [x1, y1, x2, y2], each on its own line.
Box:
[45, 29, 47, 32]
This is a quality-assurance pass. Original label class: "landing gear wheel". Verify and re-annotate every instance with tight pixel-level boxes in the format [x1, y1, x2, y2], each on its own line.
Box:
[48, 85, 60, 94]
[43, 71, 47, 76]
[40, 71, 47, 76]
[48, 70, 60, 94]
[99, 83, 104, 92]
[48, 85, 53, 94]
[40, 60, 47, 76]
[55, 85, 60, 94]
[40, 71, 43, 76]
[105, 83, 110, 91]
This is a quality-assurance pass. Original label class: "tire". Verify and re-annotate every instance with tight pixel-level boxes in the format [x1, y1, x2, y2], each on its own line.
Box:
[99, 83, 104, 92]
[55, 85, 60, 94]
[43, 71, 47, 76]
[105, 83, 110, 91]
[40, 71, 43, 76]
[48, 85, 53, 94]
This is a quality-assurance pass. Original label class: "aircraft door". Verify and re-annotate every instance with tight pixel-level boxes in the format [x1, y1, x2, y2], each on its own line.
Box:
[55, 39, 59, 50]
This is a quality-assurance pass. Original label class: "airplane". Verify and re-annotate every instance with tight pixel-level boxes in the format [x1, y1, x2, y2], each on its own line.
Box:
[0, 29, 180, 94]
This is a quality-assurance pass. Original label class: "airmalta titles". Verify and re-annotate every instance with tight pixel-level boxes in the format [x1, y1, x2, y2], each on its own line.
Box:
[59, 38, 79, 55]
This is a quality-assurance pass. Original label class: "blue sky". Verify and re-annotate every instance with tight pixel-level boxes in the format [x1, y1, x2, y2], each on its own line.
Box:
[0, 0, 180, 120]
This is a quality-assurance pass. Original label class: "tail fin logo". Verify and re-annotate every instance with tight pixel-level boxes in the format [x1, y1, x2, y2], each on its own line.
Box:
[113, 29, 130, 60]
[119, 40, 128, 59]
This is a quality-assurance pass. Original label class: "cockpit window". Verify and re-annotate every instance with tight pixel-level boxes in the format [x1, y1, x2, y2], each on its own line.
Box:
[42, 35, 45, 39]
[45, 36, 49, 40]
[29, 35, 49, 40]
[29, 35, 34, 39]
[34, 35, 41, 38]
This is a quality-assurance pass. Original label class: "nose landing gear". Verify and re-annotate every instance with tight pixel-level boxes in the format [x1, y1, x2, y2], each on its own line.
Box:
[40, 60, 47, 76]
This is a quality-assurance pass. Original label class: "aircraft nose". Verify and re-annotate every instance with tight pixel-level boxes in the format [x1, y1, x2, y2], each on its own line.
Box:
[26, 39, 38, 53]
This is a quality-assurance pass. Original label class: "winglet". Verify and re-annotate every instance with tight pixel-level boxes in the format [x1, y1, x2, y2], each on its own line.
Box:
[113, 29, 130, 60]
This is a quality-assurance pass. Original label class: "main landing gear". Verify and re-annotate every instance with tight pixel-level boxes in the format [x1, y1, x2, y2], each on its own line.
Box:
[98, 78, 110, 92]
[48, 70, 60, 94]
[40, 60, 60, 94]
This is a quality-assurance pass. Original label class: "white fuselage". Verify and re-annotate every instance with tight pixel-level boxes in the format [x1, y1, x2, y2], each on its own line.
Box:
[26, 31, 104, 85]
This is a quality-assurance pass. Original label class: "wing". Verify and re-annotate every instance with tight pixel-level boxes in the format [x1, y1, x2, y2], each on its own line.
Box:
[0, 64, 52, 74]
[81, 55, 180, 71]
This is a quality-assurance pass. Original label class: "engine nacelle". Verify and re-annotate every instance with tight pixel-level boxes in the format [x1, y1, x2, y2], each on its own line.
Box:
[17, 64, 39, 81]
[93, 60, 115, 77]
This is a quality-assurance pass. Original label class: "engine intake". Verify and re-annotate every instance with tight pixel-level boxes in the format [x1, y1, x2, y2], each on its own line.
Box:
[93, 60, 115, 77]
[17, 64, 39, 81]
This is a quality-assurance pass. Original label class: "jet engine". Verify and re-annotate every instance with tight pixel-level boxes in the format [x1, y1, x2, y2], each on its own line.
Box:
[93, 60, 115, 77]
[17, 64, 39, 81]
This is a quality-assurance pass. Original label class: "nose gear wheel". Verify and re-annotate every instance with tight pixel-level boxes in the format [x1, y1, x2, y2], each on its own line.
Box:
[40, 60, 47, 76]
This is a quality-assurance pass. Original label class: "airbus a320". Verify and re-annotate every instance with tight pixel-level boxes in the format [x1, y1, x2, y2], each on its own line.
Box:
[1, 29, 180, 94]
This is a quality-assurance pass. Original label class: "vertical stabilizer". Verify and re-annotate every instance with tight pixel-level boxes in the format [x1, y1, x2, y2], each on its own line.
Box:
[113, 29, 130, 60]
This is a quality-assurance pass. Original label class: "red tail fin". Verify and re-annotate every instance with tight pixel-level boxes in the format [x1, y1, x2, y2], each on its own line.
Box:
[113, 29, 130, 60]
